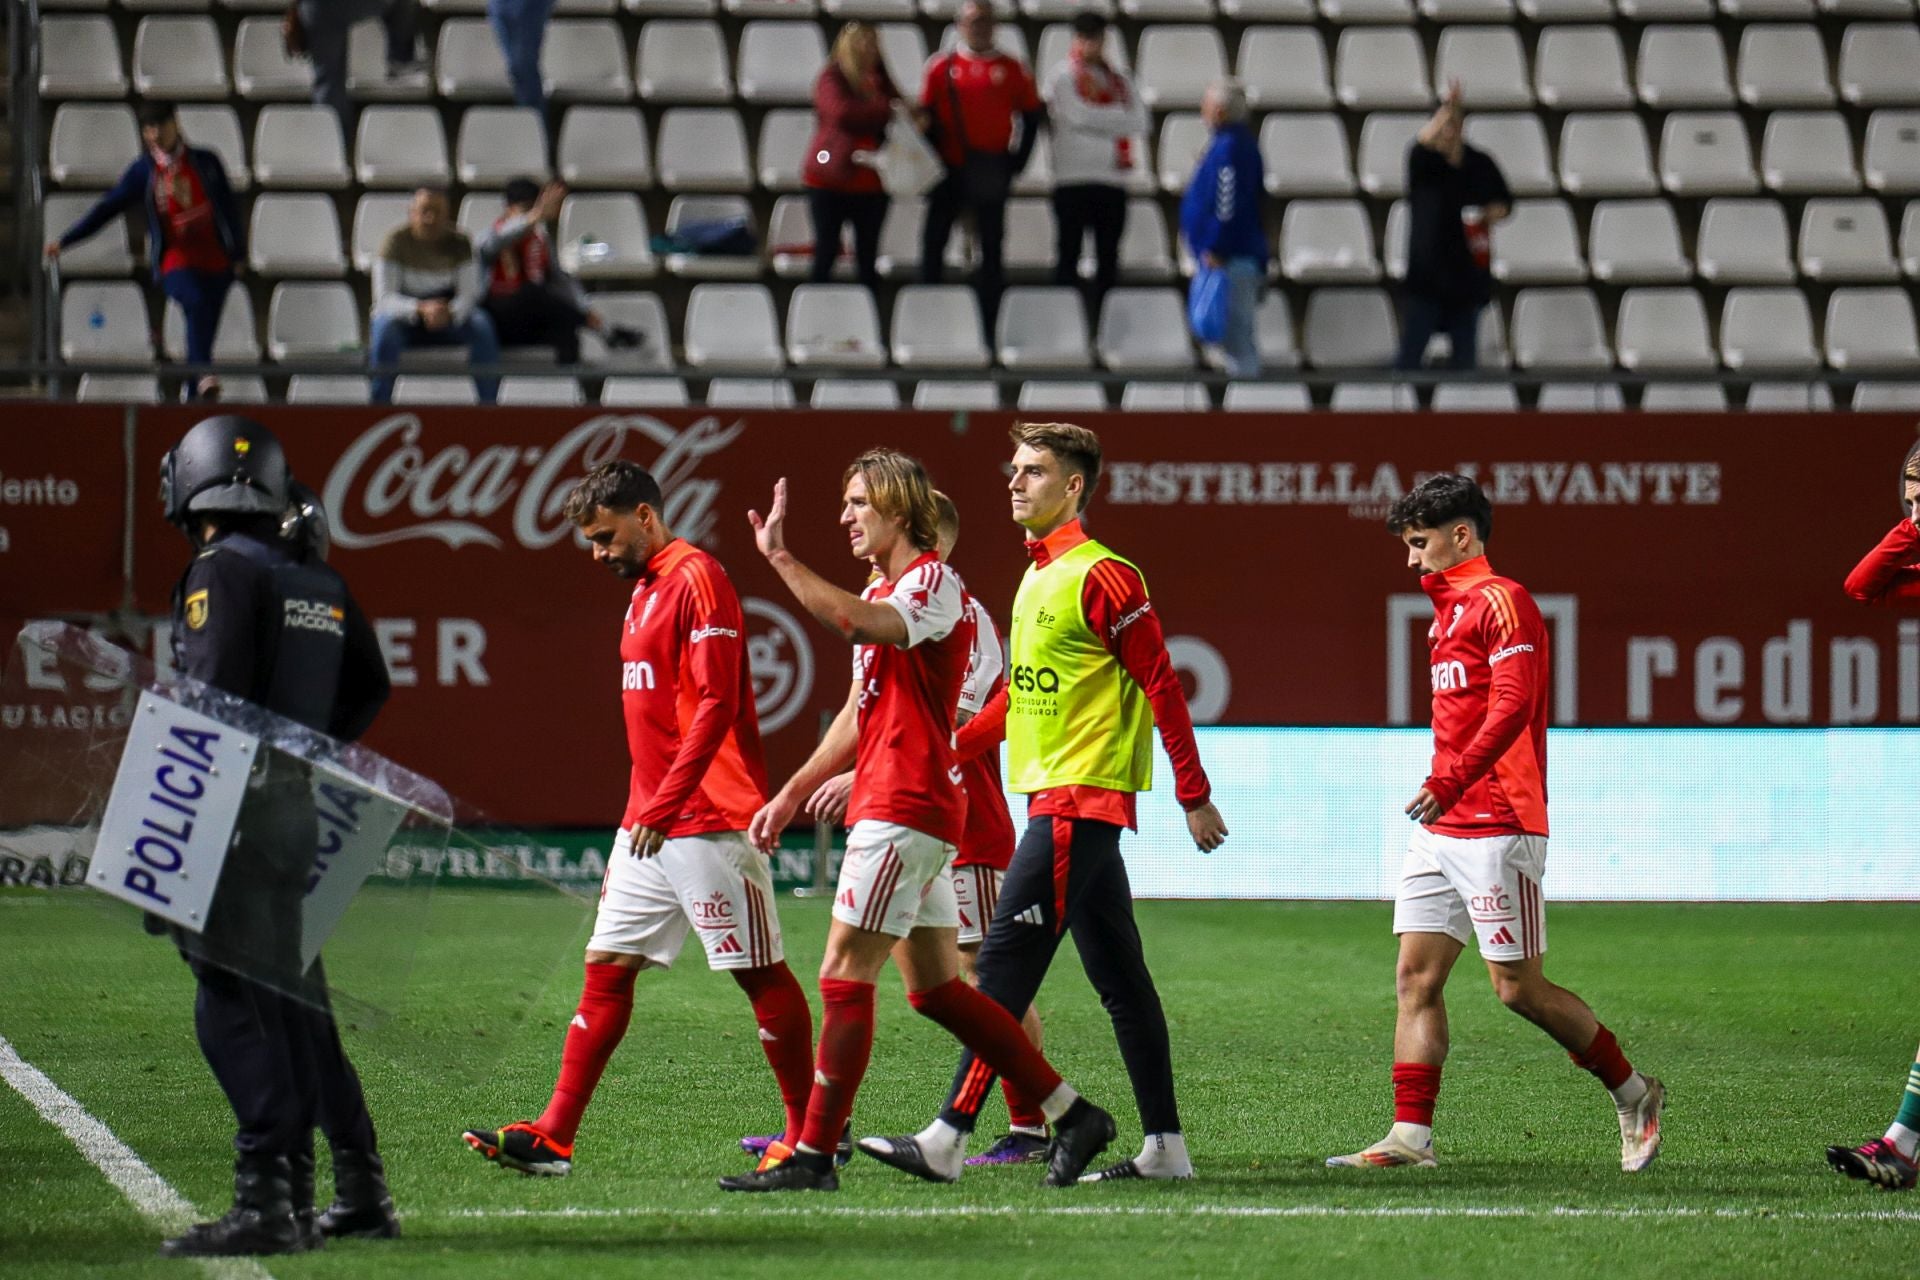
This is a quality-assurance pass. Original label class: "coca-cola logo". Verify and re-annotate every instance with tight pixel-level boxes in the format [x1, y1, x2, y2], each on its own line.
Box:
[320, 413, 747, 552]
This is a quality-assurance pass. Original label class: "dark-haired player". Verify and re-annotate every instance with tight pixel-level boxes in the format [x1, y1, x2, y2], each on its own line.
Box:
[861, 422, 1227, 1185]
[1826, 441, 1920, 1192]
[1327, 473, 1663, 1173]
[462, 459, 816, 1177]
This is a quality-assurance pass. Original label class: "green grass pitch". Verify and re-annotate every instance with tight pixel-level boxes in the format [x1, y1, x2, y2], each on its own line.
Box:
[3, 889, 1919, 1279]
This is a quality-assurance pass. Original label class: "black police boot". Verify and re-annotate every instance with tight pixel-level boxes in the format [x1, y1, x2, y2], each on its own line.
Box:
[290, 1149, 325, 1251]
[159, 1152, 306, 1258]
[318, 1148, 401, 1240]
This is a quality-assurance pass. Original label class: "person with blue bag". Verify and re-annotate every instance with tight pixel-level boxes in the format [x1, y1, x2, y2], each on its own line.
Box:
[1179, 81, 1266, 379]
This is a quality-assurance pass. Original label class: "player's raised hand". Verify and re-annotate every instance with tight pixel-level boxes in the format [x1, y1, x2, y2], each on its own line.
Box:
[748, 477, 789, 559]
[747, 793, 798, 853]
[1404, 786, 1445, 825]
[627, 824, 667, 858]
[1187, 802, 1228, 853]
[804, 771, 855, 825]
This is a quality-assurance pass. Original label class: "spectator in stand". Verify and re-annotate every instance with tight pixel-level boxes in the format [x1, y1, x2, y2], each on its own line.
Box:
[919, 0, 1043, 329]
[1179, 79, 1266, 379]
[369, 187, 500, 404]
[1396, 79, 1511, 373]
[45, 101, 245, 403]
[488, 0, 553, 113]
[286, 0, 425, 136]
[1044, 12, 1145, 316]
[480, 179, 644, 363]
[804, 22, 903, 294]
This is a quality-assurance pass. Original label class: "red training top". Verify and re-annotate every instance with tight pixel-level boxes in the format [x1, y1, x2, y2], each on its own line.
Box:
[618, 539, 769, 836]
[1419, 555, 1549, 838]
[953, 588, 1015, 870]
[152, 148, 230, 276]
[1843, 518, 1920, 606]
[919, 47, 1041, 168]
[956, 519, 1210, 831]
[850, 553, 974, 846]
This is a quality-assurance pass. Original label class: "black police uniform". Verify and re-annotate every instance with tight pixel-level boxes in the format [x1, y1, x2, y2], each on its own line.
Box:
[165, 525, 396, 1254]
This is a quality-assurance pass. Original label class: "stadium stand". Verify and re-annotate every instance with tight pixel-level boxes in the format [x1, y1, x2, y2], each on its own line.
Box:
[15, 0, 1920, 407]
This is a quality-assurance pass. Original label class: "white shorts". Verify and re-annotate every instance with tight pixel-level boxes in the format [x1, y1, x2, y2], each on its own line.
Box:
[1392, 827, 1547, 963]
[831, 820, 959, 939]
[950, 864, 1004, 947]
[586, 829, 783, 971]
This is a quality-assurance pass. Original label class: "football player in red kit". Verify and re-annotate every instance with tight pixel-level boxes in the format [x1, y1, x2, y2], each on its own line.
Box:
[1826, 440, 1920, 1192]
[718, 451, 1114, 1192]
[740, 490, 1052, 1168]
[1327, 472, 1665, 1174]
[462, 460, 816, 1177]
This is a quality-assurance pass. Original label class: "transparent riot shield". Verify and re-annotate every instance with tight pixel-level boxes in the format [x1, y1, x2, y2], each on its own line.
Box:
[0, 622, 600, 1079]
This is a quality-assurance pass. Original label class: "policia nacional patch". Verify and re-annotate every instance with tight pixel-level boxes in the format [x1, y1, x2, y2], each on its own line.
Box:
[185, 589, 210, 631]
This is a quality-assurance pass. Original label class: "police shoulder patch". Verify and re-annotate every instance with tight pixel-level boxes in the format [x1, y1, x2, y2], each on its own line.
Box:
[185, 589, 210, 631]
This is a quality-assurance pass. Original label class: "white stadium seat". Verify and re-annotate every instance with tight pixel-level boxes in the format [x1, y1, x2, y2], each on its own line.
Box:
[1491, 199, 1587, 284]
[1096, 288, 1195, 371]
[1335, 29, 1431, 110]
[355, 105, 451, 188]
[1535, 26, 1632, 110]
[557, 193, 658, 278]
[287, 375, 374, 404]
[77, 375, 162, 403]
[1798, 198, 1901, 280]
[684, 284, 785, 370]
[1696, 198, 1796, 281]
[1016, 380, 1108, 410]
[1279, 200, 1381, 282]
[997, 287, 1093, 369]
[1120, 381, 1210, 410]
[655, 108, 753, 191]
[1464, 115, 1556, 197]
[662, 196, 760, 278]
[1222, 382, 1312, 411]
[1762, 111, 1861, 193]
[1261, 114, 1356, 196]
[559, 107, 653, 188]
[40, 17, 128, 98]
[601, 376, 691, 406]
[61, 282, 151, 363]
[50, 104, 138, 187]
[1615, 287, 1715, 371]
[1636, 25, 1733, 108]
[1560, 114, 1659, 196]
[786, 284, 887, 369]
[1660, 113, 1760, 196]
[176, 106, 250, 190]
[1825, 288, 1920, 369]
[891, 286, 990, 367]
[1135, 27, 1228, 110]
[1719, 288, 1819, 370]
[434, 19, 511, 98]
[234, 16, 312, 99]
[758, 111, 814, 192]
[1839, 24, 1920, 107]
[705, 377, 795, 407]
[1864, 111, 1920, 193]
[1736, 23, 1835, 108]
[1640, 383, 1729, 410]
[637, 20, 734, 102]
[249, 193, 347, 276]
[1302, 287, 1397, 367]
[810, 378, 902, 409]
[267, 282, 364, 359]
[42, 192, 133, 276]
[1357, 113, 1428, 198]
[737, 22, 826, 104]
[1745, 381, 1834, 410]
[544, 20, 635, 100]
[1588, 200, 1690, 283]
[1238, 28, 1332, 110]
[254, 105, 350, 188]
[132, 16, 230, 100]
[498, 377, 586, 405]
[912, 379, 1000, 409]
[457, 107, 549, 186]
[1511, 287, 1611, 369]
[351, 193, 413, 271]
[1434, 28, 1531, 108]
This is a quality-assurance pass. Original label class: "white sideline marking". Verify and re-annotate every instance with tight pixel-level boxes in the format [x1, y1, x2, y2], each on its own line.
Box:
[0, 1032, 273, 1280]
[447, 1204, 1920, 1224]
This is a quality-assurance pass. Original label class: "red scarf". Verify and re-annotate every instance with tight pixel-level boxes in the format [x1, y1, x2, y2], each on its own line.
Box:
[488, 213, 552, 297]
[151, 145, 229, 275]
[1069, 51, 1134, 172]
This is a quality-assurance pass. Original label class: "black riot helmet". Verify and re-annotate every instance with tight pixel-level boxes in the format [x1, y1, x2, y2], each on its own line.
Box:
[280, 479, 331, 563]
[160, 415, 291, 531]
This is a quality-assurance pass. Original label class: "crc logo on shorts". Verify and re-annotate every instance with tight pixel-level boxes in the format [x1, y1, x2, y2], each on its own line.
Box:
[1011, 664, 1060, 694]
[744, 597, 814, 734]
[690, 890, 736, 930]
[1468, 891, 1513, 920]
[1430, 660, 1469, 692]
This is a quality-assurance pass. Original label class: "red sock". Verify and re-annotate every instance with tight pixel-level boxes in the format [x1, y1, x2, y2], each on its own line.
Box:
[1003, 1078, 1049, 1132]
[798, 978, 874, 1154]
[535, 963, 637, 1147]
[1392, 1062, 1442, 1127]
[1571, 1023, 1634, 1091]
[908, 978, 1063, 1106]
[732, 963, 815, 1145]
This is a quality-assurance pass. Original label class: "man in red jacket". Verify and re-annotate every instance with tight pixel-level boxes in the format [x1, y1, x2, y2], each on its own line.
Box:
[1827, 440, 1920, 1191]
[1327, 473, 1664, 1175]
[918, 0, 1042, 333]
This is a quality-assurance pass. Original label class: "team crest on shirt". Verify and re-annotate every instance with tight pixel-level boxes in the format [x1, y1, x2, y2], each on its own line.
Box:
[1446, 603, 1466, 637]
[184, 589, 209, 631]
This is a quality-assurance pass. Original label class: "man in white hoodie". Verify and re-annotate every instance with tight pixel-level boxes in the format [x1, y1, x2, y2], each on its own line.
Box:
[1044, 13, 1146, 316]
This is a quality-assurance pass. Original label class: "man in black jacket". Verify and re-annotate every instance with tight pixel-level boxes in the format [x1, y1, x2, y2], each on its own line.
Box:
[1396, 80, 1511, 373]
[157, 415, 398, 1258]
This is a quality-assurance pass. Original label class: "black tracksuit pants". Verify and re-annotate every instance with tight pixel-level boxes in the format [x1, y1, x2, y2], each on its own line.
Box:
[938, 814, 1180, 1136]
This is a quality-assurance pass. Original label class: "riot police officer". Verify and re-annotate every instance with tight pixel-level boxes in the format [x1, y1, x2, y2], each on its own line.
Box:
[157, 415, 398, 1258]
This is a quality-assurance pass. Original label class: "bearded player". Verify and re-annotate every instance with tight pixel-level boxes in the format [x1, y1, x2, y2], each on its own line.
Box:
[1826, 440, 1920, 1191]
[740, 490, 1052, 1168]
[861, 422, 1228, 1186]
[461, 460, 816, 1176]
[718, 451, 1114, 1192]
[1327, 472, 1664, 1173]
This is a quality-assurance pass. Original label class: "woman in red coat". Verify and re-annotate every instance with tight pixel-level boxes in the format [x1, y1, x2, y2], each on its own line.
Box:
[804, 22, 901, 292]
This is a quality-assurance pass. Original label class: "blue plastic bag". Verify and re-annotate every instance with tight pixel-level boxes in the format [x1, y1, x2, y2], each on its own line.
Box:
[1188, 265, 1227, 344]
